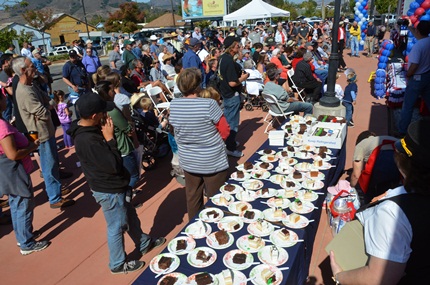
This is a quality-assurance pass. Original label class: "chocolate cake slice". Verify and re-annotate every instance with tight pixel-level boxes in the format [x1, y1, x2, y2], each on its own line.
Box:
[214, 230, 229, 245]
[160, 276, 178, 285]
[224, 184, 235, 192]
[206, 210, 219, 219]
[243, 210, 255, 220]
[260, 162, 270, 169]
[176, 239, 187, 251]
[281, 151, 288, 157]
[263, 149, 272, 154]
[261, 188, 269, 195]
[287, 146, 295, 152]
[286, 181, 296, 187]
[293, 171, 302, 179]
[195, 272, 213, 285]
[232, 253, 247, 264]
[243, 161, 253, 170]
[158, 256, 173, 270]
[196, 250, 212, 262]
[236, 171, 245, 179]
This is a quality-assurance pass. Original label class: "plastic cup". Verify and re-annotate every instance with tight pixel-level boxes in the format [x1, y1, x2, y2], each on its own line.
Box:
[28, 131, 38, 142]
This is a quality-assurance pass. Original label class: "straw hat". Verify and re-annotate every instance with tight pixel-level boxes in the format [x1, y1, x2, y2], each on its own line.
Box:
[130, 93, 146, 107]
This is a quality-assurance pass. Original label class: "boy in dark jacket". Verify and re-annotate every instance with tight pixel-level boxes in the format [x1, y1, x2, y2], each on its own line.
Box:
[67, 92, 165, 274]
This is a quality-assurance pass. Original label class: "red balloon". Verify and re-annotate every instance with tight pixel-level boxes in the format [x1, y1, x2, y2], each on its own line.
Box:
[414, 21, 420, 28]
[415, 7, 425, 16]
[421, 0, 430, 10]
[410, 15, 418, 23]
[365, 4, 368, 9]
[405, 55, 409, 63]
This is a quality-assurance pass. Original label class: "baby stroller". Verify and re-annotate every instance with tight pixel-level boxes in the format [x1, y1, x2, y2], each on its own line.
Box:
[131, 108, 170, 171]
[242, 70, 269, 112]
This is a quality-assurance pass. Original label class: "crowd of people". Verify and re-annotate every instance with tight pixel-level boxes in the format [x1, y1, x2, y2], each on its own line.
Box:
[1, 16, 429, 281]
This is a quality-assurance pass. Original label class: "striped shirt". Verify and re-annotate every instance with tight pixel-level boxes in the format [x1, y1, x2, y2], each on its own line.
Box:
[169, 97, 228, 174]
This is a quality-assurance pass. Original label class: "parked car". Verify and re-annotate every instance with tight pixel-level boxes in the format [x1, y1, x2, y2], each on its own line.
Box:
[48, 45, 70, 56]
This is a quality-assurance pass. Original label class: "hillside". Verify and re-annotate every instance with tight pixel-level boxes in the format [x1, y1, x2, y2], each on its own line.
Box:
[0, 0, 179, 24]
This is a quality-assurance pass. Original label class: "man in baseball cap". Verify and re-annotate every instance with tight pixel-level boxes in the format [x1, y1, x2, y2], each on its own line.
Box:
[182, 37, 203, 74]
[67, 91, 166, 274]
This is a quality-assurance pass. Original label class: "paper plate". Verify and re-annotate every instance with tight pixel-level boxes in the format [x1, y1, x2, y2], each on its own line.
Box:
[296, 190, 319, 202]
[267, 197, 291, 209]
[236, 163, 254, 172]
[262, 208, 287, 222]
[257, 245, 289, 266]
[304, 171, 325, 180]
[211, 193, 234, 207]
[258, 149, 276, 155]
[217, 216, 244, 233]
[250, 169, 271, 180]
[279, 157, 298, 166]
[220, 184, 243, 195]
[254, 161, 274, 171]
[187, 247, 217, 268]
[294, 162, 313, 172]
[312, 153, 333, 162]
[236, 234, 266, 253]
[242, 179, 264, 190]
[287, 172, 306, 182]
[280, 179, 301, 191]
[294, 151, 313, 160]
[215, 270, 247, 285]
[187, 272, 219, 285]
[277, 189, 296, 199]
[247, 220, 275, 237]
[257, 188, 278, 199]
[274, 166, 294, 175]
[235, 190, 258, 202]
[249, 264, 283, 285]
[239, 209, 264, 223]
[260, 154, 279, 163]
[223, 249, 254, 271]
[301, 179, 325, 190]
[282, 214, 310, 229]
[157, 272, 187, 285]
[269, 174, 285, 185]
[185, 221, 212, 239]
[149, 253, 180, 274]
[269, 228, 299, 247]
[199, 207, 224, 223]
[290, 200, 315, 214]
[228, 201, 252, 215]
[167, 236, 196, 255]
[206, 231, 234, 250]
[230, 171, 251, 181]
[299, 145, 316, 152]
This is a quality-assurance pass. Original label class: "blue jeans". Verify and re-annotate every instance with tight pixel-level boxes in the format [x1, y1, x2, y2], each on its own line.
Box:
[399, 72, 430, 134]
[122, 152, 140, 189]
[39, 136, 62, 204]
[92, 190, 151, 270]
[2, 95, 13, 122]
[346, 32, 351, 48]
[285, 102, 314, 116]
[351, 36, 359, 56]
[9, 194, 35, 249]
[223, 95, 241, 151]
[315, 69, 328, 84]
[343, 101, 354, 123]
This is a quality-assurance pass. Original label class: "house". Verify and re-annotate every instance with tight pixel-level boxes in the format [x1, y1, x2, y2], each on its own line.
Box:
[0, 22, 52, 54]
[47, 13, 97, 46]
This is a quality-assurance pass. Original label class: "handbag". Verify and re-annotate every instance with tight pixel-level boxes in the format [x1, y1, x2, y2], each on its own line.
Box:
[358, 140, 395, 193]
[0, 154, 32, 198]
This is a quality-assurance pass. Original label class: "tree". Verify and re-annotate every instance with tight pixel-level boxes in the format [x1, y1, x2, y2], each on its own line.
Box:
[300, 0, 318, 17]
[0, 28, 32, 52]
[89, 14, 105, 27]
[22, 9, 54, 53]
[104, 2, 145, 34]
[375, 0, 397, 14]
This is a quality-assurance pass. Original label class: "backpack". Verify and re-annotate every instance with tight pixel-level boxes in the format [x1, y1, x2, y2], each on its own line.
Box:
[207, 58, 222, 92]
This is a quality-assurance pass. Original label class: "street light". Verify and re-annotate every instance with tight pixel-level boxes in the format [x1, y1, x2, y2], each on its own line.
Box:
[319, 0, 341, 107]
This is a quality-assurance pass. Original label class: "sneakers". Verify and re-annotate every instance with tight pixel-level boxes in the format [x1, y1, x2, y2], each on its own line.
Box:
[226, 149, 244, 158]
[61, 188, 72, 196]
[20, 240, 50, 255]
[347, 122, 354, 127]
[50, 198, 75, 209]
[17, 230, 42, 247]
[141, 237, 167, 256]
[110, 260, 145, 275]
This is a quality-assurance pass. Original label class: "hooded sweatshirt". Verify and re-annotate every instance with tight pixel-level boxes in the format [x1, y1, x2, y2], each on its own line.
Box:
[67, 121, 130, 194]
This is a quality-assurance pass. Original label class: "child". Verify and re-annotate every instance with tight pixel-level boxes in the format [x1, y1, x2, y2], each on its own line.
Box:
[343, 72, 358, 127]
[136, 97, 168, 130]
[53, 90, 74, 148]
[198, 87, 230, 140]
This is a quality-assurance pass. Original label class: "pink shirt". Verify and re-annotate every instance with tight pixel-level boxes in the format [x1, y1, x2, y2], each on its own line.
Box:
[0, 119, 34, 173]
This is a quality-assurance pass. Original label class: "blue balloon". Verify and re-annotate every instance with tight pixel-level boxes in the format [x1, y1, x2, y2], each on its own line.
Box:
[376, 69, 386, 77]
[387, 43, 394, 50]
[407, 10, 414, 16]
[421, 15, 430, 21]
[375, 84, 385, 90]
[412, 37, 417, 43]
[407, 42, 414, 52]
[416, 0, 424, 4]
[378, 63, 387, 69]
[403, 50, 407, 56]
[382, 49, 391, 56]
[427, 9, 430, 15]
[375, 89, 386, 97]
[410, 1, 420, 10]
[380, 56, 389, 63]
[374, 77, 385, 84]
[408, 31, 414, 37]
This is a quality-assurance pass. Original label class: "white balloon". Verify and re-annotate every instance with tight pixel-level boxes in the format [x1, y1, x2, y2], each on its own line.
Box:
[355, 2, 361, 7]
[359, 13, 363, 18]
[360, 40, 365, 45]
[355, 10, 360, 15]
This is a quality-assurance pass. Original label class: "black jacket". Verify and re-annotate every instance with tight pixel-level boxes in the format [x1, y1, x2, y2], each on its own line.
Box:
[67, 121, 130, 194]
[293, 60, 317, 85]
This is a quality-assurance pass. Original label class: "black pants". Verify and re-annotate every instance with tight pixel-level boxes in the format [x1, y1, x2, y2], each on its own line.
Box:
[297, 80, 322, 102]
[338, 39, 347, 69]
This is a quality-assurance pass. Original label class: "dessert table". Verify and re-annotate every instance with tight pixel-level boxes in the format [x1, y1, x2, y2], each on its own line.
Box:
[134, 120, 346, 285]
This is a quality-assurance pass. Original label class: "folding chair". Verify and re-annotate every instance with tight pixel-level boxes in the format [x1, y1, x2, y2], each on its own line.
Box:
[164, 80, 176, 99]
[146, 86, 170, 116]
[262, 92, 294, 134]
[287, 69, 306, 102]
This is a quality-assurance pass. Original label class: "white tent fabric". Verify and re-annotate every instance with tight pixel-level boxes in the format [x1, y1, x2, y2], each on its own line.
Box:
[223, 0, 290, 22]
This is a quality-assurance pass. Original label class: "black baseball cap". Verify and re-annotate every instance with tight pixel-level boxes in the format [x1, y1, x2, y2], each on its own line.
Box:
[223, 36, 240, 49]
[76, 92, 115, 118]
[69, 50, 78, 57]
[395, 119, 430, 166]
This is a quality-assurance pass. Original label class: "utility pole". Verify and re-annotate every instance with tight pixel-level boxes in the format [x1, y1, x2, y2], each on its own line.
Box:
[322, 0, 325, 20]
[81, 0, 91, 40]
[170, 0, 176, 28]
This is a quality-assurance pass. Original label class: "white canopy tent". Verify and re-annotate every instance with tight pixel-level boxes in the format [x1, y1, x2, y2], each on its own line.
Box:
[223, 0, 290, 22]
